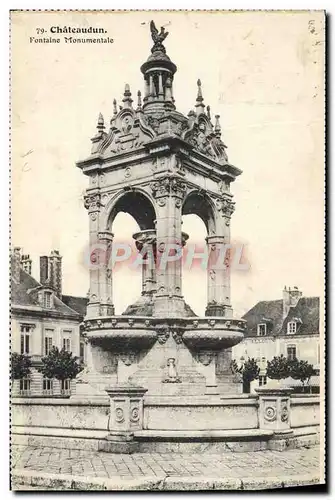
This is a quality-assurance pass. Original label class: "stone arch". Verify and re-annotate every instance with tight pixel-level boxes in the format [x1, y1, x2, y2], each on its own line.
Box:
[182, 191, 217, 236]
[102, 189, 157, 232]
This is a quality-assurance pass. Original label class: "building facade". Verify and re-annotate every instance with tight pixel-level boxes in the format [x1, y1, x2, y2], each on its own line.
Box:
[11, 247, 88, 397]
[232, 287, 320, 388]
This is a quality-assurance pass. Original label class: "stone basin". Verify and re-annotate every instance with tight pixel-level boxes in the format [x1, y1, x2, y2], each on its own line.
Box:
[182, 317, 245, 350]
[83, 315, 245, 350]
[84, 316, 157, 349]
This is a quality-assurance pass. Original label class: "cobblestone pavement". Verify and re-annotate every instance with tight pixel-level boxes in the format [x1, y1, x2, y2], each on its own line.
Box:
[11, 444, 322, 490]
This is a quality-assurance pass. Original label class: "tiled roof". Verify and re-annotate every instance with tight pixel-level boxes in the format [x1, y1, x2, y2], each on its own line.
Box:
[62, 295, 88, 318]
[11, 258, 81, 319]
[242, 296, 319, 337]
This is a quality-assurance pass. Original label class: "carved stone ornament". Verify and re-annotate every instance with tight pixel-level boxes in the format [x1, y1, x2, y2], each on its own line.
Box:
[130, 406, 140, 423]
[281, 404, 289, 423]
[163, 357, 182, 383]
[264, 405, 277, 422]
[172, 329, 183, 344]
[84, 193, 102, 211]
[150, 177, 187, 199]
[115, 407, 125, 423]
[197, 351, 213, 366]
[214, 196, 235, 218]
[120, 352, 136, 366]
[157, 328, 169, 344]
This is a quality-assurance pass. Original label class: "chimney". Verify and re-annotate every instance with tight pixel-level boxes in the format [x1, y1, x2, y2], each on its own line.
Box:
[21, 254, 32, 275]
[40, 255, 49, 285]
[40, 250, 62, 297]
[49, 250, 62, 298]
[283, 286, 303, 319]
[12, 247, 21, 283]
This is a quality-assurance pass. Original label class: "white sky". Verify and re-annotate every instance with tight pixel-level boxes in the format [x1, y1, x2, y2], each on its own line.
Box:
[11, 10, 325, 317]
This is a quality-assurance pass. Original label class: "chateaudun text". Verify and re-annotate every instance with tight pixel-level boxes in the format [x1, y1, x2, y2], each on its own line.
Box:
[30, 26, 114, 44]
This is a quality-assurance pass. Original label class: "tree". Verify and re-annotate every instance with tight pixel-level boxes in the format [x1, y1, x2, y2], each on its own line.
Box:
[11, 352, 31, 380]
[37, 346, 83, 381]
[231, 358, 260, 393]
[289, 359, 314, 391]
[241, 358, 260, 393]
[266, 355, 291, 380]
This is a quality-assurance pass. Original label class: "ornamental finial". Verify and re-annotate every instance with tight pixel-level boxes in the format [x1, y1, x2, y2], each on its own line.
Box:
[195, 79, 205, 115]
[137, 90, 142, 110]
[122, 83, 133, 108]
[150, 20, 169, 53]
[97, 112, 105, 132]
[214, 114, 221, 137]
[196, 79, 203, 102]
[113, 99, 117, 116]
[207, 105, 211, 120]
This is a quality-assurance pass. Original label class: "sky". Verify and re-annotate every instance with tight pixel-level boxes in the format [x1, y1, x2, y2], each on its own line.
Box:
[11, 10, 325, 317]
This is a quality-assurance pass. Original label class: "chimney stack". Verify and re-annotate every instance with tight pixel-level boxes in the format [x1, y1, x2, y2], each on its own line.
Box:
[283, 286, 303, 319]
[12, 247, 21, 283]
[49, 250, 62, 298]
[21, 254, 32, 275]
[39, 250, 62, 298]
[40, 255, 49, 285]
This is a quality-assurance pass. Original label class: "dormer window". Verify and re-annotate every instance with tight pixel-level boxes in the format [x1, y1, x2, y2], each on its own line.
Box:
[44, 291, 52, 308]
[287, 321, 297, 334]
[257, 323, 267, 336]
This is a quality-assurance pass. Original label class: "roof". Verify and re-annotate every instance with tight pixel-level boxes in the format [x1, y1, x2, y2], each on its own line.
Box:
[62, 295, 88, 318]
[11, 258, 82, 320]
[242, 296, 320, 337]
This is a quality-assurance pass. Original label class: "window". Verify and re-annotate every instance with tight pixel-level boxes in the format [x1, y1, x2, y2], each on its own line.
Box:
[287, 345, 297, 361]
[44, 292, 52, 308]
[287, 321, 297, 334]
[20, 324, 33, 354]
[19, 378, 31, 396]
[259, 375, 267, 387]
[44, 329, 54, 355]
[62, 330, 72, 352]
[257, 324, 267, 336]
[61, 379, 71, 396]
[43, 378, 53, 395]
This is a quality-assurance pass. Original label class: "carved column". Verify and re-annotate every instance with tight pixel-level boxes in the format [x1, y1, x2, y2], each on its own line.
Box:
[158, 72, 164, 98]
[151, 176, 187, 317]
[149, 74, 155, 100]
[144, 77, 150, 101]
[205, 195, 235, 318]
[85, 192, 103, 318]
[133, 229, 157, 297]
[98, 231, 114, 316]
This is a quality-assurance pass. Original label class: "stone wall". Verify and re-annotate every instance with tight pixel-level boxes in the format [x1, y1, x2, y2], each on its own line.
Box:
[143, 396, 258, 430]
[12, 399, 110, 432]
[290, 395, 320, 428]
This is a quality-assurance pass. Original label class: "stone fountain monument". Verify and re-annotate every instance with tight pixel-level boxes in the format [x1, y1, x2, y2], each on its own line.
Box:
[75, 21, 246, 404]
[11, 22, 320, 455]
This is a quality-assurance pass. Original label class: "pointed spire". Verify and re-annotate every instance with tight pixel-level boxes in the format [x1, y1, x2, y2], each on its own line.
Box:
[137, 90, 142, 111]
[122, 83, 133, 108]
[206, 105, 211, 121]
[113, 99, 117, 116]
[197, 79, 203, 102]
[214, 115, 221, 137]
[97, 112, 105, 133]
[195, 79, 205, 115]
